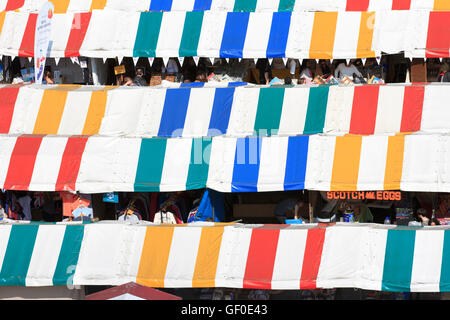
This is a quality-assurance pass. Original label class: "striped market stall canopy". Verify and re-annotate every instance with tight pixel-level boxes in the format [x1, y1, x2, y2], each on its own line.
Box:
[0, 222, 449, 292]
[0, 84, 449, 138]
[1, 10, 449, 59]
[0, 0, 108, 12]
[2, 0, 450, 13]
[0, 134, 448, 193]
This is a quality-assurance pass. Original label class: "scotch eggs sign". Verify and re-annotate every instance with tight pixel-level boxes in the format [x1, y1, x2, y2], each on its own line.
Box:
[327, 191, 402, 201]
[34, 2, 54, 84]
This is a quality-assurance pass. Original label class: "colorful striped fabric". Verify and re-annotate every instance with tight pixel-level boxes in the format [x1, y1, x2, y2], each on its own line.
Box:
[1, 10, 449, 59]
[0, 84, 448, 138]
[0, 223, 84, 286]
[0, 0, 23, 12]
[0, 134, 447, 193]
[2, 0, 450, 13]
[0, 0, 107, 13]
[1, 222, 450, 292]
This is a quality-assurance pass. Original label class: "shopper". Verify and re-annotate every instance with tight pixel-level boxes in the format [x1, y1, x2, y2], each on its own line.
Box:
[133, 67, 148, 86]
[315, 59, 332, 78]
[363, 58, 383, 79]
[284, 76, 293, 86]
[195, 70, 207, 83]
[300, 60, 313, 79]
[334, 59, 363, 80]
[416, 208, 430, 225]
[17, 192, 32, 221]
[256, 58, 272, 85]
[429, 218, 441, 226]
[162, 58, 180, 75]
[182, 57, 198, 83]
[438, 63, 450, 82]
[43, 70, 54, 84]
[122, 76, 134, 86]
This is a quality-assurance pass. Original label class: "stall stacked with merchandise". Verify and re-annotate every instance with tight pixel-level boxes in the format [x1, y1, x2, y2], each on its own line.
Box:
[0, 0, 449, 295]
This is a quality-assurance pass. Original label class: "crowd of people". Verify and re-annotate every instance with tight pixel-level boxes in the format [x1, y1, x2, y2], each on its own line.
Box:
[1, 188, 448, 227]
[114, 57, 390, 87]
[115, 57, 217, 87]
[115, 57, 450, 88]
[0, 189, 208, 224]
[1, 55, 449, 86]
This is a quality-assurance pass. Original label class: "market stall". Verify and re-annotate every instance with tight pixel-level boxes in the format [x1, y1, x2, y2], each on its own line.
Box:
[0, 134, 448, 193]
[0, 0, 449, 298]
[0, 10, 449, 59]
[0, 221, 449, 292]
[2, 0, 450, 13]
[0, 83, 448, 137]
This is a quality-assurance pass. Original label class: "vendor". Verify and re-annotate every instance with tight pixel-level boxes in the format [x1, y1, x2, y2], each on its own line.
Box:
[274, 198, 307, 224]
[334, 200, 373, 223]
[351, 202, 373, 223]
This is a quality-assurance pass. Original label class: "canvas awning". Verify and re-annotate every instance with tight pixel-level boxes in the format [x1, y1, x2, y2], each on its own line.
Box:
[0, 222, 448, 292]
[0, 10, 449, 59]
[0, 134, 448, 193]
[0, 83, 449, 138]
[2, 0, 450, 13]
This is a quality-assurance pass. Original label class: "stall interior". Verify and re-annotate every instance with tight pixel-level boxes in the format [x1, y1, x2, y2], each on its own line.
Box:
[1, 189, 448, 227]
[1, 55, 449, 86]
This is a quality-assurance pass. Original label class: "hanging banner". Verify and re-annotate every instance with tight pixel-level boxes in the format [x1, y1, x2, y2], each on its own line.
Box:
[34, 2, 54, 85]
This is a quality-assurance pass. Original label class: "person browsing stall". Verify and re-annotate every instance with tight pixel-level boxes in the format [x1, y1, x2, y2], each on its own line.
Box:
[43, 70, 54, 84]
[417, 208, 430, 226]
[334, 59, 363, 80]
[133, 67, 148, 86]
[256, 58, 272, 85]
[438, 63, 450, 82]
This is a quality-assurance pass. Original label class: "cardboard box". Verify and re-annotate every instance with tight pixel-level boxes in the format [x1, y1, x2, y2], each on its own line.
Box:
[411, 58, 427, 83]
[233, 204, 277, 218]
[165, 75, 176, 82]
[150, 75, 162, 86]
